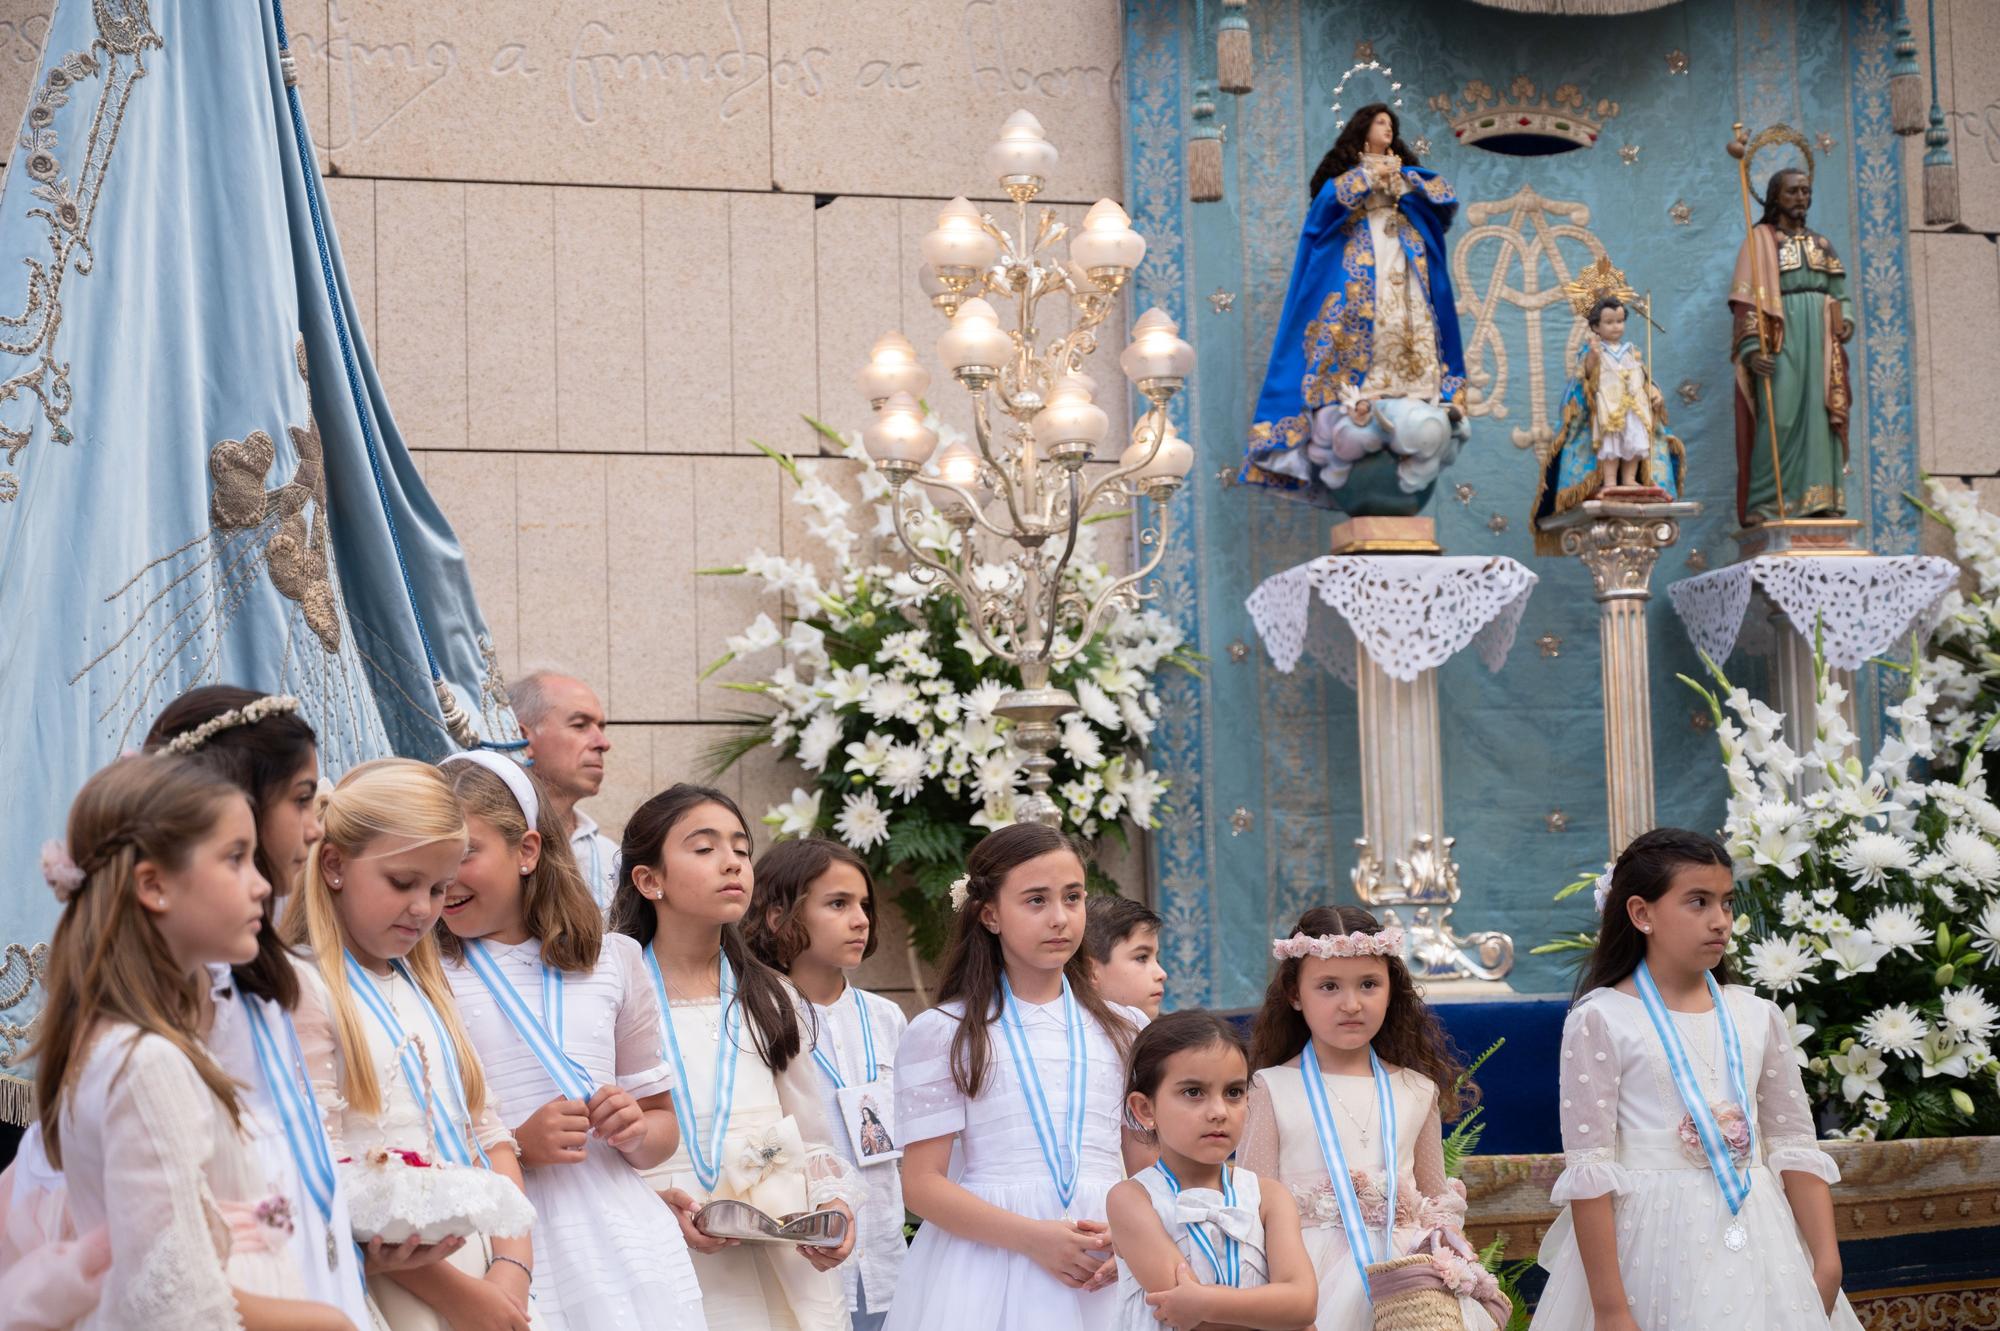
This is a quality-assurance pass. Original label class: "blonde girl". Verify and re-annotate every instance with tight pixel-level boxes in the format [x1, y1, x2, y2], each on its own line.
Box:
[34, 754, 351, 1331]
[284, 758, 537, 1331]
[436, 753, 703, 1330]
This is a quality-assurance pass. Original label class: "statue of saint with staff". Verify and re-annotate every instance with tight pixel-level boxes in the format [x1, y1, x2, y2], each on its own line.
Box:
[1726, 124, 1854, 528]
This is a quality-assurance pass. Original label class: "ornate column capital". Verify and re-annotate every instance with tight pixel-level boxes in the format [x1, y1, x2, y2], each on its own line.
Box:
[1541, 500, 1700, 602]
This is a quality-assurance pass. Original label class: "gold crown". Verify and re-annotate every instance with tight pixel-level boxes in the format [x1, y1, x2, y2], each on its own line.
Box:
[1428, 77, 1620, 153]
[1562, 255, 1638, 320]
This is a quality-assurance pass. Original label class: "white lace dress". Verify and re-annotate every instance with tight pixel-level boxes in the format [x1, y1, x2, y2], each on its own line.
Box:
[1112, 1165, 1269, 1331]
[883, 997, 1141, 1331]
[1239, 1061, 1498, 1331]
[801, 984, 909, 1325]
[60, 1023, 306, 1331]
[1529, 986, 1863, 1330]
[636, 983, 855, 1331]
[293, 957, 533, 1331]
[207, 962, 378, 1330]
[445, 934, 704, 1330]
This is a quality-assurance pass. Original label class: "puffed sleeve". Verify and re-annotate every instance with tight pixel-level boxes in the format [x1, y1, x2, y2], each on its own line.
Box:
[772, 995, 859, 1208]
[1549, 999, 1632, 1205]
[83, 1034, 242, 1331]
[1236, 1070, 1280, 1181]
[1751, 994, 1840, 1184]
[290, 957, 350, 1157]
[609, 935, 675, 1100]
[893, 1008, 967, 1145]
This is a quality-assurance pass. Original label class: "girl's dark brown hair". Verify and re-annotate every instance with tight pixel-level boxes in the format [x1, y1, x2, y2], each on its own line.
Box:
[1575, 826, 1736, 1001]
[609, 783, 803, 1070]
[935, 822, 1136, 1099]
[1309, 102, 1420, 201]
[1248, 905, 1476, 1120]
[144, 685, 318, 1009]
[745, 837, 879, 973]
[1125, 1009, 1247, 1104]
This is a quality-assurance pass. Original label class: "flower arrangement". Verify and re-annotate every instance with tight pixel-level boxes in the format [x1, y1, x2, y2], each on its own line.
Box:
[702, 416, 1195, 956]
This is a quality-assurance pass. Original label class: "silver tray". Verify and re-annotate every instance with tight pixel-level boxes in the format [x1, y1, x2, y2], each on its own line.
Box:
[692, 1198, 850, 1248]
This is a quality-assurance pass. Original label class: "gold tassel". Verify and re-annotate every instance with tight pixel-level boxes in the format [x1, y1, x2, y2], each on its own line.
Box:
[1217, 1, 1253, 95]
[1, 1073, 33, 1128]
[1189, 129, 1225, 203]
[1924, 157, 1960, 226]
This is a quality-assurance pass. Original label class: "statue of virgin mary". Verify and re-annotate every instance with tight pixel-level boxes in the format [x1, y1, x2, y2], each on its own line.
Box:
[1238, 103, 1469, 513]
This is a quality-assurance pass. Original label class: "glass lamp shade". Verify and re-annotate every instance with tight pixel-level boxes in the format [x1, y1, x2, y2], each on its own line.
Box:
[920, 197, 1000, 275]
[862, 391, 938, 468]
[918, 263, 950, 298]
[856, 331, 930, 404]
[1070, 200, 1146, 276]
[1121, 414, 1194, 482]
[930, 440, 982, 487]
[985, 110, 1059, 186]
[1031, 372, 1109, 460]
[1119, 307, 1196, 386]
[936, 297, 1013, 374]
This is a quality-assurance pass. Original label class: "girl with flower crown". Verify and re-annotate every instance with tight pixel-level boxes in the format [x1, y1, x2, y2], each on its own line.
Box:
[1239, 905, 1507, 1331]
[1529, 828, 1859, 1331]
[885, 823, 1143, 1331]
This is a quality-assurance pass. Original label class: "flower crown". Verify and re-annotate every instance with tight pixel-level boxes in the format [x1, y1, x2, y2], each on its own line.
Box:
[163, 694, 302, 756]
[1271, 927, 1405, 961]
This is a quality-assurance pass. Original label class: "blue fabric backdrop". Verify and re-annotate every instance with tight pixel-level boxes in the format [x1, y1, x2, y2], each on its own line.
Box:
[0, 0, 518, 1114]
[1126, 0, 1918, 1009]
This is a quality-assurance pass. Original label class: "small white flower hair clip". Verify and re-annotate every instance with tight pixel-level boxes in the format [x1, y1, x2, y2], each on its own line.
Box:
[947, 874, 972, 912]
[1592, 866, 1614, 915]
[41, 839, 85, 903]
[1271, 927, 1405, 961]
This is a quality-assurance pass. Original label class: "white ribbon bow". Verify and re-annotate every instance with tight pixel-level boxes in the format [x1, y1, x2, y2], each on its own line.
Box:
[1172, 1198, 1259, 1246]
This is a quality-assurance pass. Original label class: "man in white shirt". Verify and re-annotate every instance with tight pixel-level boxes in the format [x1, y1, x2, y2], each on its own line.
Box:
[509, 670, 620, 910]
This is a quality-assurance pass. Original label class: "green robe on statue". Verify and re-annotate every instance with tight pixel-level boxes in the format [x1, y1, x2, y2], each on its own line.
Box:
[1729, 225, 1852, 525]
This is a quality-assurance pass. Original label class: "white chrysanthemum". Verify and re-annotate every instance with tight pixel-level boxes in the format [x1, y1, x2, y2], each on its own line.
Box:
[1779, 891, 1809, 926]
[1973, 898, 2000, 962]
[1835, 832, 1918, 889]
[1060, 717, 1105, 771]
[974, 751, 1023, 802]
[880, 743, 928, 803]
[833, 789, 891, 851]
[1858, 1003, 1928, 1057]
[1744, 934, 1820, 993]
[1827, 1044, 1885, 1103]
[1865, 903, 1931, 957]
[1074, 678, 1123, 731]
[1119, 694, 1156, 743]
[964, 679, 1008, 723]
[796, 713, 844, 772]
[1120, 765, 1170, 826]
[763, 788, 822, 838]
[1820, 930, 1889, 981]
[1943, 987, 2000, 1043]
[862, 675, 920, 723]
[1864, 1098, 1890, 1122]
[1942, 827, 2000, 889]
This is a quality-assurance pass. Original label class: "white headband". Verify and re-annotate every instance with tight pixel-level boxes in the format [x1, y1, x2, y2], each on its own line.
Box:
[440, 750, 539, 829]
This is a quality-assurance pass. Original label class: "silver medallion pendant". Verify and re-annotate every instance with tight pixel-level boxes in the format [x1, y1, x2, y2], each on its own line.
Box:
[1723, 1220, 1748, 1252]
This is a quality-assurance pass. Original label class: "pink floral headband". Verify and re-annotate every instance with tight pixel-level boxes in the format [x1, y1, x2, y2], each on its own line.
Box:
[1271, 927, 1404, 961]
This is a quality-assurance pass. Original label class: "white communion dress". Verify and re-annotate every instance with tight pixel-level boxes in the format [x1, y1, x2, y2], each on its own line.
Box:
[1238, 1059, 1499, 1331]
[1112, 1164, 1270, 1331]
[636, 975, 855, 1331]
[445, 934, 705, 1330]
[60, 1023, 308, 1331]
[1529, 985, 1864, 1330]
[884, 997, 1144, 1331]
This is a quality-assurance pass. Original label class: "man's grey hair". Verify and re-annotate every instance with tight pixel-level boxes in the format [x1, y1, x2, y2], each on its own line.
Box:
[509, 669, 571, 729]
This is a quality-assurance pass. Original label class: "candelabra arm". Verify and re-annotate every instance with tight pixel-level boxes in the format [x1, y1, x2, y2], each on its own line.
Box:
[1038, 469, 1085, 658]
[1079, 399, 1174, 515]
[925, 480, 1028, 542]
[968, 394, 1032, 534]
[1054, 501, 1173, 663]
[889, 494, 1017, 662]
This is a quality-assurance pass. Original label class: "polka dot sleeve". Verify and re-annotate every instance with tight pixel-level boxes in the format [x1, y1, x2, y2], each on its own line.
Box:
[1549, 1000, 1633, 1205]
[1751, 994, 1840, 1184]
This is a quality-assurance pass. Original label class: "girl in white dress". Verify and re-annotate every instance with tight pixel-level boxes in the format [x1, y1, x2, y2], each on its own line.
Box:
[1529, 828, 1861, 1331]
[1239, 906, 1510, 1331]
[886, 822, 1144, 1331]
[148, 685, 452, 1330]
[435, 753, 705, 1330]
[285, 759, 540, 1331]
[746, 837, 911, 1331]
[608, 784, 858, 1330]
[32, 754, 351, 1330]
[1108, 1011, 1316, 1330]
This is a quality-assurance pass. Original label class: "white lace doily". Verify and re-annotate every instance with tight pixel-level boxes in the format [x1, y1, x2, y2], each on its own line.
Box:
[1245, 555, 1540, 684]
[1666, 555, 1959, 671]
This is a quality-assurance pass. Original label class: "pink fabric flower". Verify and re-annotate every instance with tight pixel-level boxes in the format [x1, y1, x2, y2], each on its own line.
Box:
[1677, 1100, 1753, 1167]
[39, 840, 83, 903]
[1270, 927, 1405, 961]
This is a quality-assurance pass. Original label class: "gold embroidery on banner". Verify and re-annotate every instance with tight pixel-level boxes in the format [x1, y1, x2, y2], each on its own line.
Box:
[0, 2, 162, 474]
[1449, 186, 1614, 455]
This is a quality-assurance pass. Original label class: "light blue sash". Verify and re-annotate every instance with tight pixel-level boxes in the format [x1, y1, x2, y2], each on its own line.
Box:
[342, 953, 487, 1167]
[998, 974, 1087, 1208]
[241, 991, 360, 1279]
[1299, 1043, 1399, 1298]
[1633, 963, 1753, 1215]
[644, 944, 742, 1193]
[1154, 1160, 1241, 1287]
[808, 984, 878, 1090]
[461, 939, 596, 1103]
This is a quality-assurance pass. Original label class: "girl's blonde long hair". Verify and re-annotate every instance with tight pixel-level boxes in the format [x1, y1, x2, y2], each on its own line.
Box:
[281, 758, 487, 1120]
[435, 760, 602, 973]
[34, 756, 249, 1168]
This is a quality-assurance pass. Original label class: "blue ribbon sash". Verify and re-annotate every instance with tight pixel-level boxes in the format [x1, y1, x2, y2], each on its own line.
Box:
[997, 974, 1087, 1209]
[461, 939, 597, 1104]
[808, 984, 878, 1091]
[1634, 962, 1754, 1216]
[342, 952, 487, 1167]
[1154, 1160, 1242, 1287]
[242, 991, 358, 1276]
[1299, 1043, 1399, 1298]
[644, 944, 743, 1194]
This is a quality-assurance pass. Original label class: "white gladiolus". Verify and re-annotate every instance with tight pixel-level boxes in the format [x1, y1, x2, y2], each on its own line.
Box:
[724, 612, 784, 658]
[764, 788, 823, 838]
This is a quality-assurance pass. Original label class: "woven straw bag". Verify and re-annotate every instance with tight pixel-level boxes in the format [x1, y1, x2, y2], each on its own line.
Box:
[1365, 1254, 1470, 1331]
